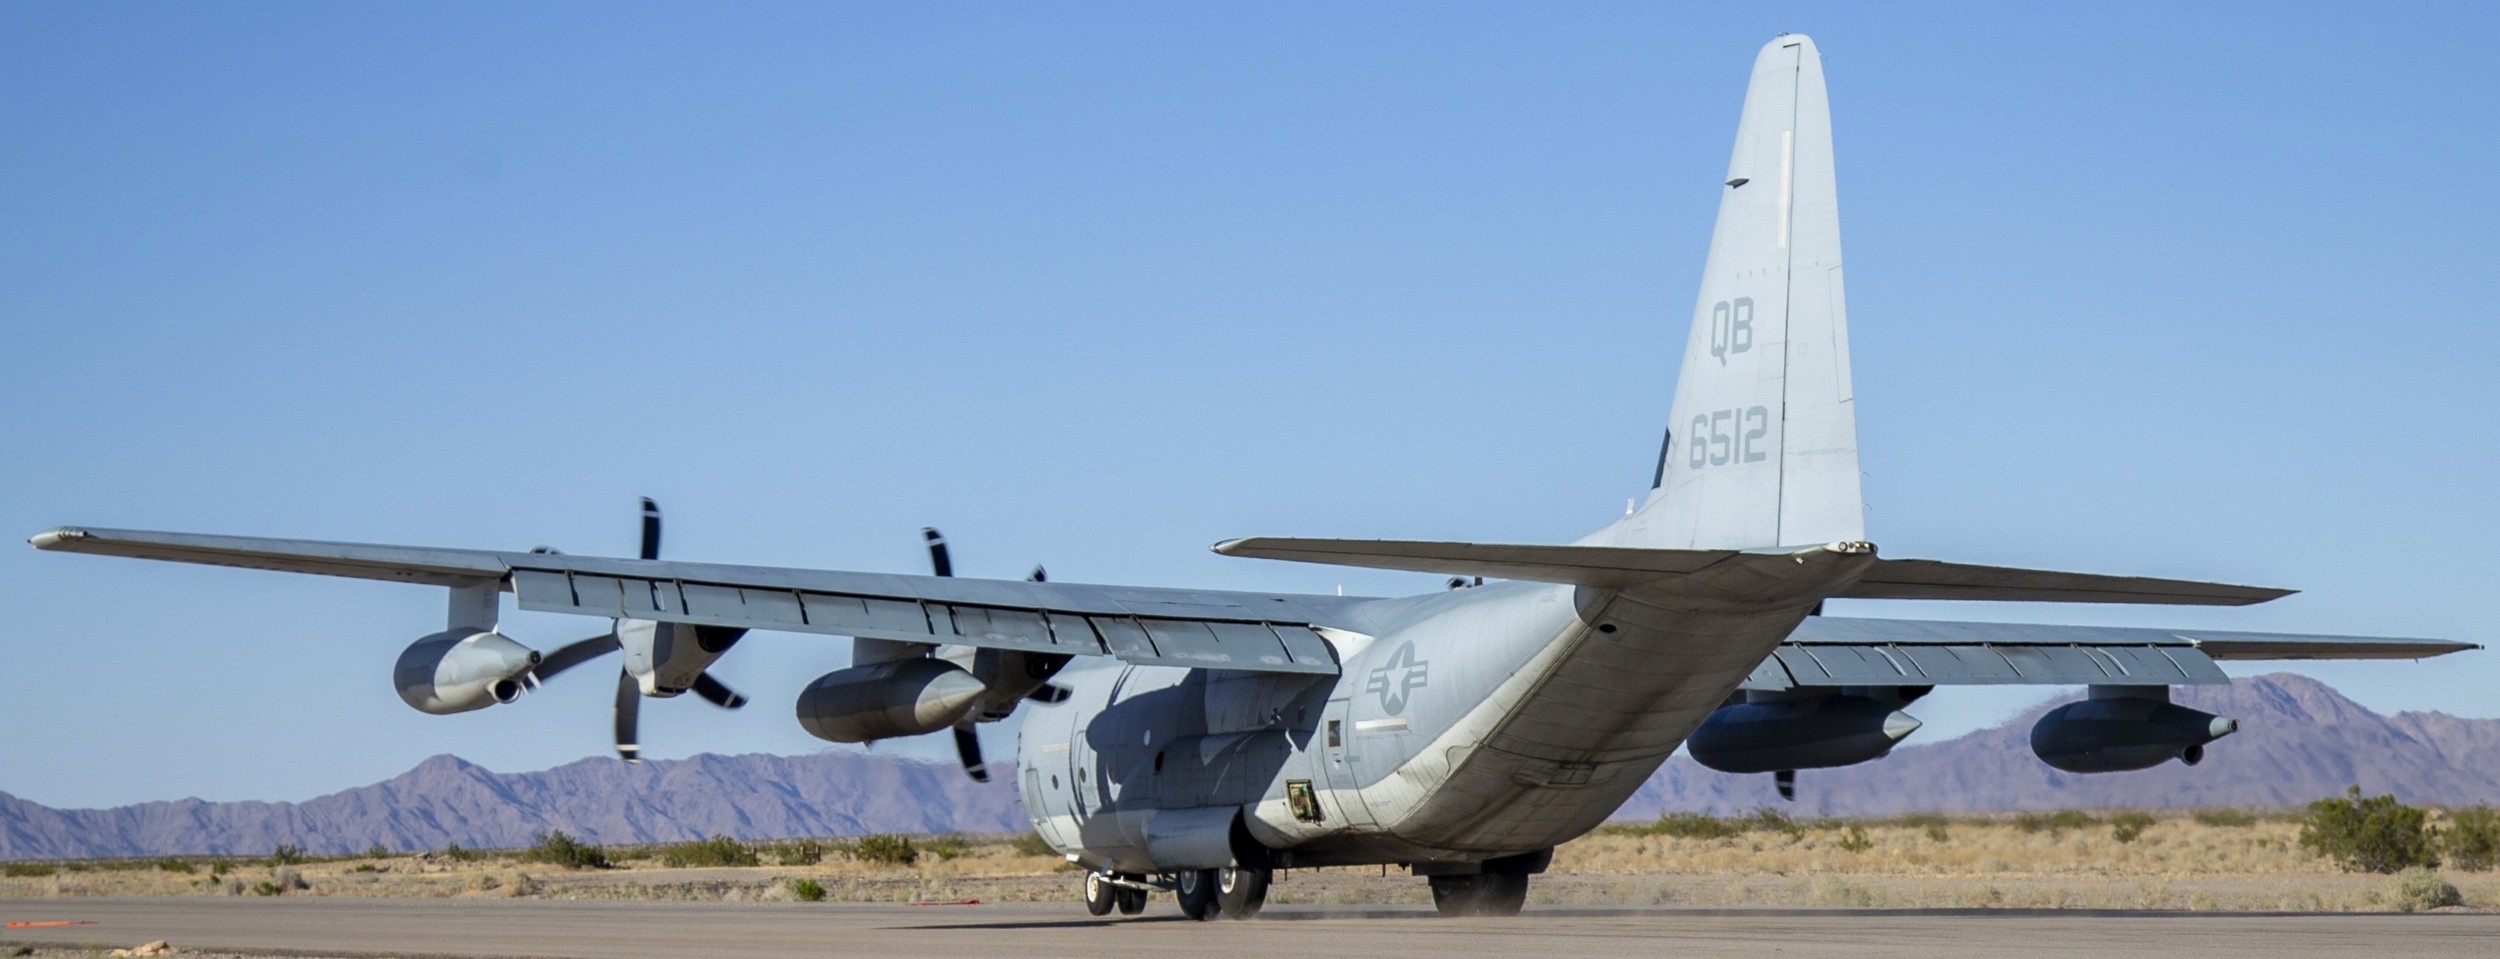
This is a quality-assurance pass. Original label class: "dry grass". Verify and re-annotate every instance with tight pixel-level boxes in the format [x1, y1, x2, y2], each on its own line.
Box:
[3, 812, 2492, 912]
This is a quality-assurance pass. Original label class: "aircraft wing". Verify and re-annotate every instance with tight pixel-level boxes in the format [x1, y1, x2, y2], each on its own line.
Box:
[29, 526, 1349, 675]
[1732, 615, 2481, 691]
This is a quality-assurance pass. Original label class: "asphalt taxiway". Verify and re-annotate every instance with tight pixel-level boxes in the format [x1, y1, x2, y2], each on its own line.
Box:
[4, 898, 2496, 958]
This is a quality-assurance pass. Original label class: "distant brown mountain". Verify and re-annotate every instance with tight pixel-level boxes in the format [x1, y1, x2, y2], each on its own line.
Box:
[0, 751, 1025, 860]
[1616, 672, 2500, 818]
[4, 673, 2492, 860]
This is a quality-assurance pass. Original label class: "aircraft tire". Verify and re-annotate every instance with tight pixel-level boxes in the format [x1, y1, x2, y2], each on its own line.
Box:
[1082, 872, 1116, 916]
[1173, 868, 1221, 921]
[1428, 872, 1528, 917]
[1214, 865, 1269, 919]
[1115, 886, 1149, 915]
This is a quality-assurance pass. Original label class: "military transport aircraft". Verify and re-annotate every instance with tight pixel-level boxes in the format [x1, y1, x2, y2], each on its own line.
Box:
[29, 34, 2478, 920]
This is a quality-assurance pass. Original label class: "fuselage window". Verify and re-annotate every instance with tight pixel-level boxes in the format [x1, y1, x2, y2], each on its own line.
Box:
[1327, 720, 1342, 748]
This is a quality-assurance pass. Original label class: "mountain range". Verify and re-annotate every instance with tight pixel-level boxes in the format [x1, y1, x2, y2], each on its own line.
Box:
[5, 673, 2493, 860]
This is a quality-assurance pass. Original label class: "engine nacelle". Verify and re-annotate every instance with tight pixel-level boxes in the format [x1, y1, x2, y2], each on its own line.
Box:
[394, 629, 541, 715]
[1687, 693, 1922, 774]
[795, 658, 986, 743]
[2029, 687, 2238, 773]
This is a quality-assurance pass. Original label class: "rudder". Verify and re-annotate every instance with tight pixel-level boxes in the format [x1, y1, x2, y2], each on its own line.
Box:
[1606, 35, 1861, 551]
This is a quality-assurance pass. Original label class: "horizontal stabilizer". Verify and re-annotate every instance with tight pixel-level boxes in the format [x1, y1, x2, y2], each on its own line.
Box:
[1836, 559, 2292, 606]
[1212, 537, 1738, 588]
[1213, 537, 2289, 606]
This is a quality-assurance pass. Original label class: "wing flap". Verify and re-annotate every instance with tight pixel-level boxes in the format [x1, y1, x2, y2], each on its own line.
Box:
[504, 564, 1341, 675]
[1746, 616, 2479, 691]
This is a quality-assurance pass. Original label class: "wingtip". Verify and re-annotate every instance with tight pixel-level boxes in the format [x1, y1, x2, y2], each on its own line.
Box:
[1210, 538, 1251, 555]
[28, 527, 87, 550]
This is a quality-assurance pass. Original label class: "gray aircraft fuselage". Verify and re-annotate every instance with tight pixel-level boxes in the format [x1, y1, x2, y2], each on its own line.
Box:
[1020, 546, 1859, 870]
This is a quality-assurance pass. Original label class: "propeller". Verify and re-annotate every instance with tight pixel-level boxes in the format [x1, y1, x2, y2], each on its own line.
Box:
[530, 499, 749, 763]
[923, 527, 1060, 782]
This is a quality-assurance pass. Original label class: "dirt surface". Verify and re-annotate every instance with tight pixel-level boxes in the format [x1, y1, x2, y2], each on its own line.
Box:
[4, 897, 2499, 959]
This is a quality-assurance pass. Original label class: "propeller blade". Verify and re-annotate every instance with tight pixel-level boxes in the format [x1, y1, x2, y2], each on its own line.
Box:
[1028, 565, 1047, 583]
[639, 498, 662, 561]
[690, 672, 748, 710]
[1027, 682, 1073, 704]
[614, 668, 643, 764]
[534, 632, 620, 681]
[951, 723, 989, 782]
[923, 527, 952, 577]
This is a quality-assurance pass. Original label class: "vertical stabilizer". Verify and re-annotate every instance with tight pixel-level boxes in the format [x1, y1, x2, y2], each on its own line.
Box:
[1605, 35, 1861, 551]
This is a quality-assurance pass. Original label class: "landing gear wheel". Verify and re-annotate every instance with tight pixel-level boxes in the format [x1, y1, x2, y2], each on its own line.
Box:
[1429, 872, 1528, 917]
[1115, 886, 1149, 915]
[1173, 868, 1221, 921]
[1082, 871, 1115, 916]
[1214, 865, 1269, 920]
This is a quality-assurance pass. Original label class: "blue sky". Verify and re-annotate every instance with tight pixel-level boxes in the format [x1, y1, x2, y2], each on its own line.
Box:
[4, 2, 2494, 809]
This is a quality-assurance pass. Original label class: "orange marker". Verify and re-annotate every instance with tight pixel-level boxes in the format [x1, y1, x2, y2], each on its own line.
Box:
[6, 920, 97, 927]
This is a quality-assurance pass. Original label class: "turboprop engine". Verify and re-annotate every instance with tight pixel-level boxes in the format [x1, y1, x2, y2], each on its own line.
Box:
[796, 658, 987, 743]
[394, 629, 541, 715]
[1686, 692, 1923, 774]
[2029, 686, 2238, 773]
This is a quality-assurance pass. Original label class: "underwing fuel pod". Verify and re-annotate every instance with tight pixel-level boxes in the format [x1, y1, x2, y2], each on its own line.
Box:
[393, 629, 540, 715]
[1686, 693, 1923, 774]
[795, 658, 987, 743]
[2029, 686, 2239, 773]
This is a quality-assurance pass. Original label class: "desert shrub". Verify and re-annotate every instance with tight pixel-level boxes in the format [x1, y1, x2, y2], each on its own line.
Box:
[1613, 812, 1742, 840]
[660, 835, 759, 868]
[2013, 810, 2097, 834]
[772, 841, 823, 866]
[3, 863, 55, 878]
[522, 830, 610, 870]
[1743, 808, 1806, 839]
[209, 859, 235, 877]
[2442, 805, 2500, 871]
[441, 843, 485, 863]
[352, 864, 379, 873]
[270, 843, 304, 865]
[2110, 811, 2157, 844]
[920, 835, 969, 861]
[153, 857, 195, 873]
[2193, 808, 2258, 828]
[2386, 867, 2462, 912]
[273, 865, 307, 890]
[787, 877, 827, 902]
[365, 843, 391, 859]
[251, 881, 285, 896]
[2300, 787, 2439, 873]
[1010, 831, 1058, 857]
[1835, 825, 1873, 853]
[843, 834, 919, 866]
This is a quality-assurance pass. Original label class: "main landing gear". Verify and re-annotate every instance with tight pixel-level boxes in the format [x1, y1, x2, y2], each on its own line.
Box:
[1427, 871, 1528, 917]
[1081, 866, 1269, 921]
[1174, 865, 1269, 920]
[1081, 871, 1149, 916]
[1422, 847, 1549, 917]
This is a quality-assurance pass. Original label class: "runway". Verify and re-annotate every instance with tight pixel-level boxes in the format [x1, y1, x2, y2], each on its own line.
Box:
[3, 898, 2495, 959]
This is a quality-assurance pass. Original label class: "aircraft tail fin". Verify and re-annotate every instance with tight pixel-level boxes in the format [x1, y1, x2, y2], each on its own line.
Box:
[1607, 34, 1861, 551]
